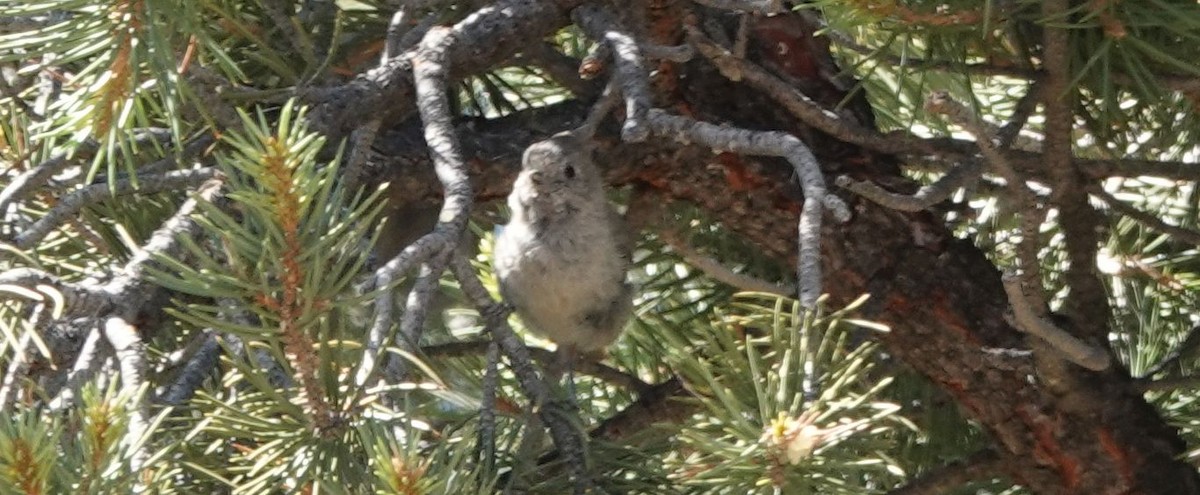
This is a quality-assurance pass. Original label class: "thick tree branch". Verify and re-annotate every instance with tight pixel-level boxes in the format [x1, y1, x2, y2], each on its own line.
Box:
[305, 0, 587, 139]
[886, 450, 1004, 495]
[1041, 0, 1112, 342]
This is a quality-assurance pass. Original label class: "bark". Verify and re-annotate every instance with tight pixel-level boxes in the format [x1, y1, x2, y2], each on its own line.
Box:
[362, 8, 1199, 495]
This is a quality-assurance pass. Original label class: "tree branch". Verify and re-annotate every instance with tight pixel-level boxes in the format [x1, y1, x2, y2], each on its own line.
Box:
[12, 168, 219, 249]
[306, 0, 587, 139]
[1040, 0, 1112, 344]
[573, 4, 654, 142]
[1002, 273, 1111, 371]
[156, 331, 221, 405]
[886, 450, 1004, 495]
[1090, 187, 1200, 246]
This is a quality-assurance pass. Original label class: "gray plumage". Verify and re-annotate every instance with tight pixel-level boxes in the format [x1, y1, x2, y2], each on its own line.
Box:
[493, 132, 633, 354]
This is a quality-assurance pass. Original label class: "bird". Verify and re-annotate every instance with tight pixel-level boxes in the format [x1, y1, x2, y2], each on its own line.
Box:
[492, 130, 633, 389]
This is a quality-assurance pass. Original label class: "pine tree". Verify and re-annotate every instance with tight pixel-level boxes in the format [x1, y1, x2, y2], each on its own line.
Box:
[0, 0, 1198, 493]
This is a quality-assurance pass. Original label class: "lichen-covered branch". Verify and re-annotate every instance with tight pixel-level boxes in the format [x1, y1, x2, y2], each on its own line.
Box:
[157, 331, 221, 405]
[306, 0, 587, 138]
[103, 316, 151, 470]
[573, 4, 653, 142]
[13, 167, 219, 249]
[358, 26, 477, 388]
[570, 12, 847, 307]
[643, 109, 848, 307]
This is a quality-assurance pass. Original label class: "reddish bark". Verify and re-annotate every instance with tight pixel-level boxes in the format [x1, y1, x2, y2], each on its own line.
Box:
[614, 11, 1199, 494]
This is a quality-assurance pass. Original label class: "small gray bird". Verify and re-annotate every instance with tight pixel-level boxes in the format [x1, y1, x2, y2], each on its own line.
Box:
[493, 132, 633, 365]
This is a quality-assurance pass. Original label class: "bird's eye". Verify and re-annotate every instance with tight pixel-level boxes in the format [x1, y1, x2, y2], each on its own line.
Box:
[564, 165, 576, 179]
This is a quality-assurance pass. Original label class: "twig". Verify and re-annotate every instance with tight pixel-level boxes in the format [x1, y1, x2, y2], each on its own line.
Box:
[1090, 187, 1200, 246]
[384, 254, 451, 382]
[926, 92, 1048, 304]
[733, 12, 750, 61]
[13, 168, 220, 249]
[516, 42, 601, 97]
[642, 43, 694, 63]
[836, 160, 985, 212]
[573, 78, 621, 139]
[115, 178, 224, 286]
[1137, 375, 1200, 394]
[0, 128, 172, 218]
[343, 118, 382, 192]
[1041, 0, 1112, 338]
[1001, 273, 1111, 371]
[1139, 325, 1200, 379]
[260, 0, 310, 63]
[358, 26, 476, 386]
[0, 268, 112, 317]
[48, 325, 105, 411]
[157, 331, 221, 405]
[686, 27, 939, 157]
[588, 376, 693, 442]
[820, 23, 1200, 94]
[658, 228, 794, 296]
[609, 24, 854, 305]
[384, 8, 410, 62]
[997, 81, 1043, 149]
[479, 341, 500, 475]
[306, 0, 587, 138]
[408, 26, 474, 255]
[886, 450, 1004, 495]
[395, 13, 439, 57]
